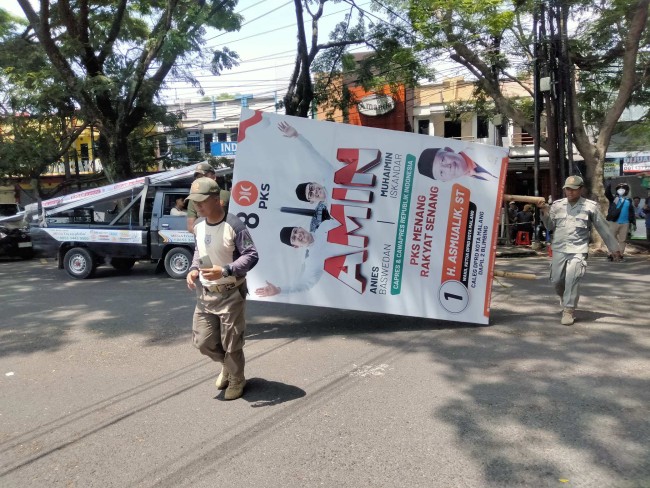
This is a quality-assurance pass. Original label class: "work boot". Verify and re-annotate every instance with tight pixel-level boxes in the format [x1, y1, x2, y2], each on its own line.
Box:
[215, 365, 229, 390]
[561, 308, 575, 326]
[224, 376, 246, 400]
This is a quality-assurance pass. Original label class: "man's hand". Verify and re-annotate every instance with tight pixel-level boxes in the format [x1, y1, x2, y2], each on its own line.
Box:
[611, 251, 623, 262]
[278, 121, 298, 138]
[200, 265, 224, 281]
[538, 202, 550, 215]
[186, 269, 199, 290]
[255, 281, 281, 297]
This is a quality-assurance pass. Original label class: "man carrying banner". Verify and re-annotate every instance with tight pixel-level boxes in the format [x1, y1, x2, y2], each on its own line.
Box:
[540, 175, 621, 326]
[186, 178, 259, 400]
[186, 163, 217, 233]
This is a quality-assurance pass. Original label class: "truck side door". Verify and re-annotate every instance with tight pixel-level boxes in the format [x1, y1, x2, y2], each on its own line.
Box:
[150, 190, 195, 260]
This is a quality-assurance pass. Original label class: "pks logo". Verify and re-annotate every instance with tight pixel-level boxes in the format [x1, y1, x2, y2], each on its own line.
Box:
[232, 180, 259, 207]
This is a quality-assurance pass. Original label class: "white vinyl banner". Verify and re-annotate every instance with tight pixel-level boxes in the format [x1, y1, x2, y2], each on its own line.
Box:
[43, 228, 143, 244]
[231, 109, 508, 324]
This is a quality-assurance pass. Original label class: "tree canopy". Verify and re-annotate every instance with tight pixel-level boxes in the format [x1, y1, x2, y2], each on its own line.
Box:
[8, 0, 242, 182]
[0, 8, 88, 194]
[377, 0, 650, 198]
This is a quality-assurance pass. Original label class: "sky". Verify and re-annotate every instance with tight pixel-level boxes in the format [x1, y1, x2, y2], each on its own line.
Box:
[162, 0, 371, 102]
[4, 0, 380, 103]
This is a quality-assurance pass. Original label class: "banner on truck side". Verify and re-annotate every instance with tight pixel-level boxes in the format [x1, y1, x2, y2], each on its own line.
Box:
[231, 109, 508, 324]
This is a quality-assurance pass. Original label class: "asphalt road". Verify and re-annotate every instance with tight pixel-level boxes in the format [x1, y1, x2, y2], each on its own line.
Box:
[1, 255, 649, 487]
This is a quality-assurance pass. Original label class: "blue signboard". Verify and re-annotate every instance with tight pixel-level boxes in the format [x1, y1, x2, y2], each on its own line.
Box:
[211, 141, 238, 157]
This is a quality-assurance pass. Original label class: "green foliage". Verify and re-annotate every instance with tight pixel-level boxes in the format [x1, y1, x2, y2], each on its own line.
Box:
[4, 0, 242, 182]
[378, 0, 649, 179]
[0, 10, 80, 183]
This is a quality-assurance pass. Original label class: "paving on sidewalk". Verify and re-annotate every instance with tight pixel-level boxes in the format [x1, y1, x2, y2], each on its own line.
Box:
[496, 239, 650, 259]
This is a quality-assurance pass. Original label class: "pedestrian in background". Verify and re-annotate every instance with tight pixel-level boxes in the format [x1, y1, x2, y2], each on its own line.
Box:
[604, 181, 635, 260]
[632, 196, 643, 218]
[642, 200, 650, 241]
[515, 203, 534, 243]
[185, 177, 259, 400]
[540, 175, 621, 326]
[507, 201, 518, 244]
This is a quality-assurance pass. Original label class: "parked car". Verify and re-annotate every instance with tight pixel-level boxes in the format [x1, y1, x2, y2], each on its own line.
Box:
[0, 225, 33, 259]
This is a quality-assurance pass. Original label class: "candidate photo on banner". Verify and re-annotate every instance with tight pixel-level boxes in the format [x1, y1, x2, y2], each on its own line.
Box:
[230, 109, 508, 325]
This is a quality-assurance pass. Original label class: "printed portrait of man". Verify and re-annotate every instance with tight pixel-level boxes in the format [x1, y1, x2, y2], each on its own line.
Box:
[417, 147, 497, 182]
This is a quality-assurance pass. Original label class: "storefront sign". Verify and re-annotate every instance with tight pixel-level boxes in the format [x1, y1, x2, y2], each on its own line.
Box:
[623, 153, 650, 173]
[604, 161, 620, 178]
[211, 141, 237, 157]
[357, 94, 395, 116]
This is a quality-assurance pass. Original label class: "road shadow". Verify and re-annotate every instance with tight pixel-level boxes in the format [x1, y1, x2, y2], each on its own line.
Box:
[0, 260, 195, 357]
[245, 300, 486, 342]
[213, 377, 306, 407]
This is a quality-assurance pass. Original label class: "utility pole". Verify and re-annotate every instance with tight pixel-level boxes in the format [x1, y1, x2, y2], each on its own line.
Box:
[558, 1, 575, 179]
[533, 0, 541, 201]
[534, 0, 577, 199]
[235, 94, 254, 108]
[549, 0, 567, 188]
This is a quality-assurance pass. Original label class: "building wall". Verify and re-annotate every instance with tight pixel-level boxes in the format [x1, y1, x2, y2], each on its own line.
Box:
[316, 80, 411, 133]
[160, 95, 278, 162]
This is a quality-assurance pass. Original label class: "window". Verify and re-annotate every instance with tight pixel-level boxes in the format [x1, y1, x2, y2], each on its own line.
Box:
[499, 118, 509, 137]
[230, 128, 238, 142]
[444, 120, 461, 139]
[418, 119, 429, 135]
[164, 193, 189, 216]
[218, 132, 228, 142]
[477, 116, 489, 139]
[158, 136, 168, 155]
[203, 133, 213, 153]
[186, 132, 201, 152]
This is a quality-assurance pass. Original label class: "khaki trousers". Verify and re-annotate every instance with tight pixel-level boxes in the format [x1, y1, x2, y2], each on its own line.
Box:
[607, 221, 629, 253]
[192, 281, 247, 379]
[549, 252, 587, 309]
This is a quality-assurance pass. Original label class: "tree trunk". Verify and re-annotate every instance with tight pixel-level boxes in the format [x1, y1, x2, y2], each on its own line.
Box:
[95, 130, 133, 183]
[113, 132, 133, 182]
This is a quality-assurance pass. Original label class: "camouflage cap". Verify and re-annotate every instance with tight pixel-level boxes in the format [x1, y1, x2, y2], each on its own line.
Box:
[563, 175, 584, 189]
[185, 177, 221, 202]
[194, 162, 215, 176]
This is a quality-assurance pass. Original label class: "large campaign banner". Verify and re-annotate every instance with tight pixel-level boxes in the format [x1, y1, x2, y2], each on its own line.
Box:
[231, 109, 508, 324]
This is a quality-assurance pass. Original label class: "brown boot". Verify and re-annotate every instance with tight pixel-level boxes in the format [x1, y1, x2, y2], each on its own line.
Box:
[224, 376, 246, 400]
[215, 365, 229, 390]
[561, 308, 575, 326]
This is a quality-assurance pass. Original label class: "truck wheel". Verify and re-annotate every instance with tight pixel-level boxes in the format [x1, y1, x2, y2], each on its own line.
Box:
[164, 247, 192, 279]
[63, 247, 96, 279]
[111, 258, 136, 271]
